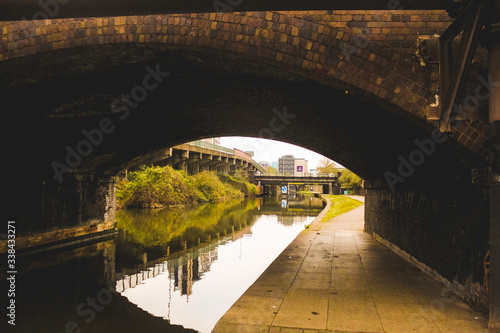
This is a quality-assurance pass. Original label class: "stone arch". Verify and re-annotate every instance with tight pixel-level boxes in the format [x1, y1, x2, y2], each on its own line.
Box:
[0, 11, 490, 164]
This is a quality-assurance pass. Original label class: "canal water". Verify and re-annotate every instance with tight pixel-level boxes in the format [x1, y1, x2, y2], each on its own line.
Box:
[2, 194, 324, 333]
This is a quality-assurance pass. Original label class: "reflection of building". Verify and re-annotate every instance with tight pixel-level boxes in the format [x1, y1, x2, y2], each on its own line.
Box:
[172, 246, 219, 297]
[115, 243, 220, 300]
[278, 155, 309, 176]
[174, 259, 198, 297]
[199, 247, 218, 274]
[278, 215, 309, 225]
[232, 225, 253, 241]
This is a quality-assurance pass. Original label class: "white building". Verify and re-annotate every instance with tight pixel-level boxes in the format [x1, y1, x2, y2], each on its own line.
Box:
[294, 158, 308, 177]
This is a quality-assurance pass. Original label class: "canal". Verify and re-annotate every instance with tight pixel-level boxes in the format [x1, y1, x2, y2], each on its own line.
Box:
[2, 194, 324, 333]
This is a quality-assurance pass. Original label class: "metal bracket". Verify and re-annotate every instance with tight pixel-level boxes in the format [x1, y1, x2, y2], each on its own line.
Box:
[439, 0, 488, 132]
[418, 1, 488, 130]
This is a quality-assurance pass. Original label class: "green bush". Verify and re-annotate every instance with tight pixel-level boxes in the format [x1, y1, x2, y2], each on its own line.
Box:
[117, 166, 250, 209]
[338, 169, 363, 193]
[193, 171, 243, 203]
[117, 166, 197, 209]
[218, 174, 258, 197]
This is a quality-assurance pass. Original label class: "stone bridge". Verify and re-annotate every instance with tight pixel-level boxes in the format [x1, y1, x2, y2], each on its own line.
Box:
[2, 1, 500, 328]
[0, 9, 490, 178]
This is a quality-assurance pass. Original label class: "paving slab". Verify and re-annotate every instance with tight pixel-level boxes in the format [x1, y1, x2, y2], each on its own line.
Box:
[213, 198, 489, 333]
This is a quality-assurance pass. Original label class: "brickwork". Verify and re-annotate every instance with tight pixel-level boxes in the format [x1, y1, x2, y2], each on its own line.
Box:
[365, 186, 490, 307]
[0, 10, 490, 158]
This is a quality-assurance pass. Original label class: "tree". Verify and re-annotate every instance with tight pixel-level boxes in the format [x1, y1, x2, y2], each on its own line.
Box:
[317, 157, 342, 175]
[265, 166, 278, 175]
[338, 169, 363, 193]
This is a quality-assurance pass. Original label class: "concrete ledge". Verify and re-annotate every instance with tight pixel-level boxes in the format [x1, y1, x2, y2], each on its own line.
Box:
[0, 221, 117, 255]
[373, 232, 488, 309]
[307, 195, 330, 229]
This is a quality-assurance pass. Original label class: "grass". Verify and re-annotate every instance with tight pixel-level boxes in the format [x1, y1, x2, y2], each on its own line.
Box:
[297, 191, 315, 195]
[321, 195, 363, 222]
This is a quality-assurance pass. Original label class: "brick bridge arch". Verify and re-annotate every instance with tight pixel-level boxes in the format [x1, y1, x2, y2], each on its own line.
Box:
[0, 10, 494, 312]
[0, 11, 490, 180]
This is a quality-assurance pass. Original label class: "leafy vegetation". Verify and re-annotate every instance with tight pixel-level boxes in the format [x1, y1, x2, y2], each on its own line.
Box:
[192, 171, 243, 203]
[316, 157, 342, 175]
[264, 166, 278, 175]
[116, 166, 254, 209]
[338, 169, 363, 193]
[321, 195, 364, 222]
[218, 173, 258, 197]
[316, 158, 363, 194]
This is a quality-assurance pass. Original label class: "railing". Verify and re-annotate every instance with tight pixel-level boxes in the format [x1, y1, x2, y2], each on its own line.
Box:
[255, 172, 340, 178]
[233, 148, 253, 160]
[187, 140, 234, 154]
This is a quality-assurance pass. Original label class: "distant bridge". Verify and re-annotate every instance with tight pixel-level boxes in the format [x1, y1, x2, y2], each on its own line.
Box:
[254, 174, 339, 194]
[254, 175, 338, 185]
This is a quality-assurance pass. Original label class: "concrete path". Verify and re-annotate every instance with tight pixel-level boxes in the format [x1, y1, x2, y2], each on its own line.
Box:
[345, 194, 365, 203]
[213, 200, 489, 333]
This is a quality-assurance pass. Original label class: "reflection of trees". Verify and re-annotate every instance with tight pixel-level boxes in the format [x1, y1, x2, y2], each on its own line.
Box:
[116, 199, 258, 250]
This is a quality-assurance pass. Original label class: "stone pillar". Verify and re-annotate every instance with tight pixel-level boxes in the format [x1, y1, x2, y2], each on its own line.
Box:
[3, 173, 117, 238]
[41, 174, 117, 230]
[491, 122, 500, 330]
[229, 165, 237, 177]
[178, 161, 188, 173]
[487, 2, 500, 329]
[188, 161, 201, 175]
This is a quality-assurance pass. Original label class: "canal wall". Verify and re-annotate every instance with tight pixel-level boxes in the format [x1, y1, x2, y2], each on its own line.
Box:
[0, 221, 116, 255]
[364, 185, 489, 308]
[2, 174, 117, 254]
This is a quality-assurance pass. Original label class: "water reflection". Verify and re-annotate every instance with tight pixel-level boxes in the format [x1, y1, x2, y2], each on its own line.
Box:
[116, 199, 257, 251]
[1, 195, 323, 333]
[116, 195, 324, 332]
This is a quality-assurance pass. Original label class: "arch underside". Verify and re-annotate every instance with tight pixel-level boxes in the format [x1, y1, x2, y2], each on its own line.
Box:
[0, 43, 484, 187]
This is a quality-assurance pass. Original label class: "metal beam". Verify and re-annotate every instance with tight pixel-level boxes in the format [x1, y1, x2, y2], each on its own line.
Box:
[439, 0, 487, 131]
[0, 0, 452, 21]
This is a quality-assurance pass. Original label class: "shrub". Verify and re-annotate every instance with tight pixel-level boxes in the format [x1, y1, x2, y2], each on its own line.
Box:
[117, 166, 197, 209]
[218, 174, 258, 197]
[192, 171, 243, 203]
[117, 166, 248, 208]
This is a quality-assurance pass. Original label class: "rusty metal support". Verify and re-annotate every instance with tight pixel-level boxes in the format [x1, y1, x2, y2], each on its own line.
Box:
[439, 0, 488, 131]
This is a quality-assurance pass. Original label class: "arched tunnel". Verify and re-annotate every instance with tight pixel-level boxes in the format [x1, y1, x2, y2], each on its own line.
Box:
[1, 42, 484, 179]
[0, 43, 475, 175]
[0, 36, 492, 313]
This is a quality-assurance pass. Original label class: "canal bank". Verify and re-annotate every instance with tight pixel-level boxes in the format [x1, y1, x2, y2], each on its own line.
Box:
[213, 195, 488, 332]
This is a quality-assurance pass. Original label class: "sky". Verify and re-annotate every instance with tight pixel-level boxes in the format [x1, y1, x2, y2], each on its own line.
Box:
[219, 136, 338, 170]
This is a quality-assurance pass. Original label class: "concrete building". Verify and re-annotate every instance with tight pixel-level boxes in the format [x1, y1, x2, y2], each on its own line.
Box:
[278, 155, 295, 176]
[278, 155, 309, 176]
[294, 158, 308, 177]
